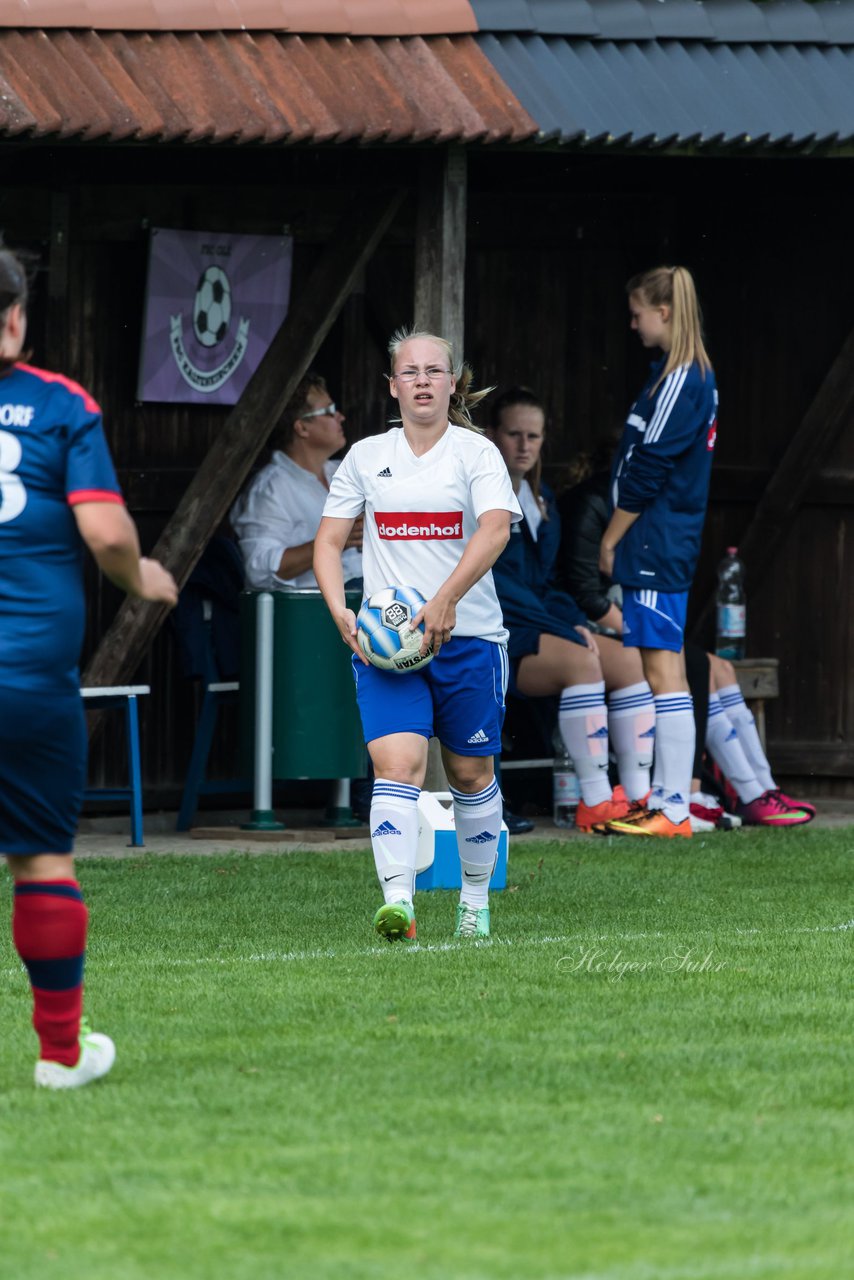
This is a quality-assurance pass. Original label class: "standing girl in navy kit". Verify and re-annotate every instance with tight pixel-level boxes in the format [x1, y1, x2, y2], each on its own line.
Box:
[599, 265, 718, 838]
[0, 244, 178, 1088]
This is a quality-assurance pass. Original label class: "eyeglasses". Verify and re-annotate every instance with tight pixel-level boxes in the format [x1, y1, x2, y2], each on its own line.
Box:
[391, 367, 453, 383]
[300, 403, 338, 420]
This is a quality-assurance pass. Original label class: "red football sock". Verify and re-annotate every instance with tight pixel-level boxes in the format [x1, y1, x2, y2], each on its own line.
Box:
[12, 879, 88, 1066]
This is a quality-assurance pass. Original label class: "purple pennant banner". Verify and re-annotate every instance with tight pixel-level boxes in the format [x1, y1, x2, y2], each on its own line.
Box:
[137, 228, 293, 405]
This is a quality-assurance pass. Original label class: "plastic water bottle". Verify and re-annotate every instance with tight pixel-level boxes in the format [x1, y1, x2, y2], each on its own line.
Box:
[553, 743, 580, 827]
[715, 547, 746, 660]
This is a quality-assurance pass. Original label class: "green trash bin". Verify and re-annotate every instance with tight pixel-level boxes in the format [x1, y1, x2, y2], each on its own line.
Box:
[240, 589, 366, 783]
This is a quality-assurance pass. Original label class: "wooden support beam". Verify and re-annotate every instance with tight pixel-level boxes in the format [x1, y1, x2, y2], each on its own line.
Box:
[413, 147, 467, 359]
[413, 148, 467, 794]
[692, 324, 854, 640]
[83, 188, 404, 690]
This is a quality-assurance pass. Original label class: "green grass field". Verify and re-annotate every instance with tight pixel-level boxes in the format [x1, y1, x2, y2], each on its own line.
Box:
[1, 827, 851, 1280]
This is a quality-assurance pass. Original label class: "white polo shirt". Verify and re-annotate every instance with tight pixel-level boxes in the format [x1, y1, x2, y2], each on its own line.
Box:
[230, 450, 362, 591]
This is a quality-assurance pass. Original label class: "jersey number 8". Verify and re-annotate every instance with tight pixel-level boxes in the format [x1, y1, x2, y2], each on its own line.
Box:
[0, 430, 26, 524]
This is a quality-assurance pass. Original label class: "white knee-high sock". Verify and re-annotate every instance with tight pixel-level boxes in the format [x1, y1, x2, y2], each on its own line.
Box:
[705, 695, 763, 803]
[370, 779, 420, 905]
[607, 681, 655, 801]
[652, 693, 695, 823]
[451, 777, 502, 910]
[558, 681, 611, 806]
[718, 683, 775, 792]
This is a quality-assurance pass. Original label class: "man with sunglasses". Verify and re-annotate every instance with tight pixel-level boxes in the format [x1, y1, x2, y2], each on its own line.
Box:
[230, 371, 363, 592]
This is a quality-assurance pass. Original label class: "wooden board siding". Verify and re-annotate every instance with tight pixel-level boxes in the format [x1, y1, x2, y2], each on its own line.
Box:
[2, 146, 852, 799]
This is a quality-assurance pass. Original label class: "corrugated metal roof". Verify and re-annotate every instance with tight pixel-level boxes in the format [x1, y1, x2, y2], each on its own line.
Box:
[473, 0, 854, 150]
[470, 0, 854, 44]
[0, 30, 536, 144]
[0, 0, 478, 35]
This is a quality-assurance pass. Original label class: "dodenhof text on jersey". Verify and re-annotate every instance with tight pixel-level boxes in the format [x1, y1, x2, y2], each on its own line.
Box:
[375, 511, 463, 540]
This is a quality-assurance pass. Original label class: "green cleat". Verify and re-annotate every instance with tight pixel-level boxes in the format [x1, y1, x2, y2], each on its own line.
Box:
[454, 903, 491, 938]
[373, 900, 416, 942]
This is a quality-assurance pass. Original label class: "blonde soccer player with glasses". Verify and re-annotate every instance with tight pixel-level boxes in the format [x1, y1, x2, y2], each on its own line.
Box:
[314, 329, 521, 942]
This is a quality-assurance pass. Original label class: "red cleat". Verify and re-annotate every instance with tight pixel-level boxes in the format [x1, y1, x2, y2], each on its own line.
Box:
[575, 786, 632, 834]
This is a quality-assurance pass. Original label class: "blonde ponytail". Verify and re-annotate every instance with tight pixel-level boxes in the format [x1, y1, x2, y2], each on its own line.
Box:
[627, 265, 712, 393]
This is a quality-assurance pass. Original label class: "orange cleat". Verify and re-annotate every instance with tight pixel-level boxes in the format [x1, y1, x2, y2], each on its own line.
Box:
[606, 809, 692, 838]
[575, 786, 632, 834]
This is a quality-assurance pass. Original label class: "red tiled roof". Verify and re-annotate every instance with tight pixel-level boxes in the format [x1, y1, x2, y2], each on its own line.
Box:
[0, 29, 535, 144]
[0, 0, 478, 35]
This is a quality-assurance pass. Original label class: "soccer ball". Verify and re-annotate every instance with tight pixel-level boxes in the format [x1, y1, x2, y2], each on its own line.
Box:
[356, 586, 434, 674]
[193, 265, 232, 348]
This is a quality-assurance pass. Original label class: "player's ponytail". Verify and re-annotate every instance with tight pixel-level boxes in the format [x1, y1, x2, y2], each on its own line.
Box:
[448, 361, 492, 432]
[627, 265, 712, 393]
[387, 327, 493, 432]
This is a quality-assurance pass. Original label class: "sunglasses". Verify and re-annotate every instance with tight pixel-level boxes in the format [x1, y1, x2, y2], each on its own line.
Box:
[300, 403, 338, 420]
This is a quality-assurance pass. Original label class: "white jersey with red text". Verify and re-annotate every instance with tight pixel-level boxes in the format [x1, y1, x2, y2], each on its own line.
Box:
[323, 424, 522, 642]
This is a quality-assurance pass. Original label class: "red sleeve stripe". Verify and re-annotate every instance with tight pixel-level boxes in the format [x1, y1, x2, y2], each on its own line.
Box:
[67, 489, 125, 506]
[17, 363, 102, 416]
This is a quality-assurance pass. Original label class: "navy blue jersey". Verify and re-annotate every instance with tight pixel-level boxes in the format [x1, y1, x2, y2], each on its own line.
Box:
[611, 357, 717, 592]
[491, 481, 588, 663]
[0, 363, 123, 692]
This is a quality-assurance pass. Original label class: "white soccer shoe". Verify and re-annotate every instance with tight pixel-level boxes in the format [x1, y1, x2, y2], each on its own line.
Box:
[689, 812, 716, 834]
[34, 1022, 116, 1090]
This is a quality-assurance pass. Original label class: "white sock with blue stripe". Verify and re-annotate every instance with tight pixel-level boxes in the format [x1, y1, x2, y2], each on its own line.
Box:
[706, 694, 763, 803]
[450, 777, 502, 910]
[607, 681, 655, 801]
[559, 681, 611, 806]
[652, 693, 694, 823]
[718, 683, 775, 793]
[370, 779, 420, 906]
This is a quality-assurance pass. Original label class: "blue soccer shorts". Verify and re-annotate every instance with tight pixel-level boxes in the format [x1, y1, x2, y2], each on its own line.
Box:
[352, 636, 508, 757]
[622, 588, 689, 653]
[0, 686, 87, 855]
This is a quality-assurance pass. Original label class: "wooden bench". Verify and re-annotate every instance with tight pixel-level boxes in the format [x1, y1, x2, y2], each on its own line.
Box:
[499, 657, 780, 782]
[731, 657, 779, 750]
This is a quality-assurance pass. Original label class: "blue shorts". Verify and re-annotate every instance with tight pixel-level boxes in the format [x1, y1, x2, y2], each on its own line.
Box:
[353, 636, 508, 756]
[0, 686, 87, 855]
[622, 589, 688, 653]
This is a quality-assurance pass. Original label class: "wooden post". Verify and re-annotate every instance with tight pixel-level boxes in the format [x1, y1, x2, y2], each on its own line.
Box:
[413, 147, 468, 794]
[413, 147, 467, 359]
[83, 189, 404, 691]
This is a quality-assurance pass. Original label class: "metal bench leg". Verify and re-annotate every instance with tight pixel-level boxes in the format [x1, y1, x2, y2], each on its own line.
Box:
[125, 695, 144, 848]
[177, 689, 221, 832]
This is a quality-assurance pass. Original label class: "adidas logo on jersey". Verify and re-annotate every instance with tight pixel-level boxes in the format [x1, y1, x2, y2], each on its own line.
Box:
[467, 729, 489, 744]
[465, 830, 496, 844]
[587, 726, 609, 740]
[376, 467, 392, 477]
[371, 820, 402, 838]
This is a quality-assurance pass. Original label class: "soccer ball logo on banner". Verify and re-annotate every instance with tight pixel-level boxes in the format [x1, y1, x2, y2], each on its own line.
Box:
[193, 267, 232, 348]
[357, 586, 434, 674]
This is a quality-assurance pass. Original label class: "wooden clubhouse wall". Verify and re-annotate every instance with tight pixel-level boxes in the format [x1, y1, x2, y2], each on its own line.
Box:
[1, 145, 851, 803]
